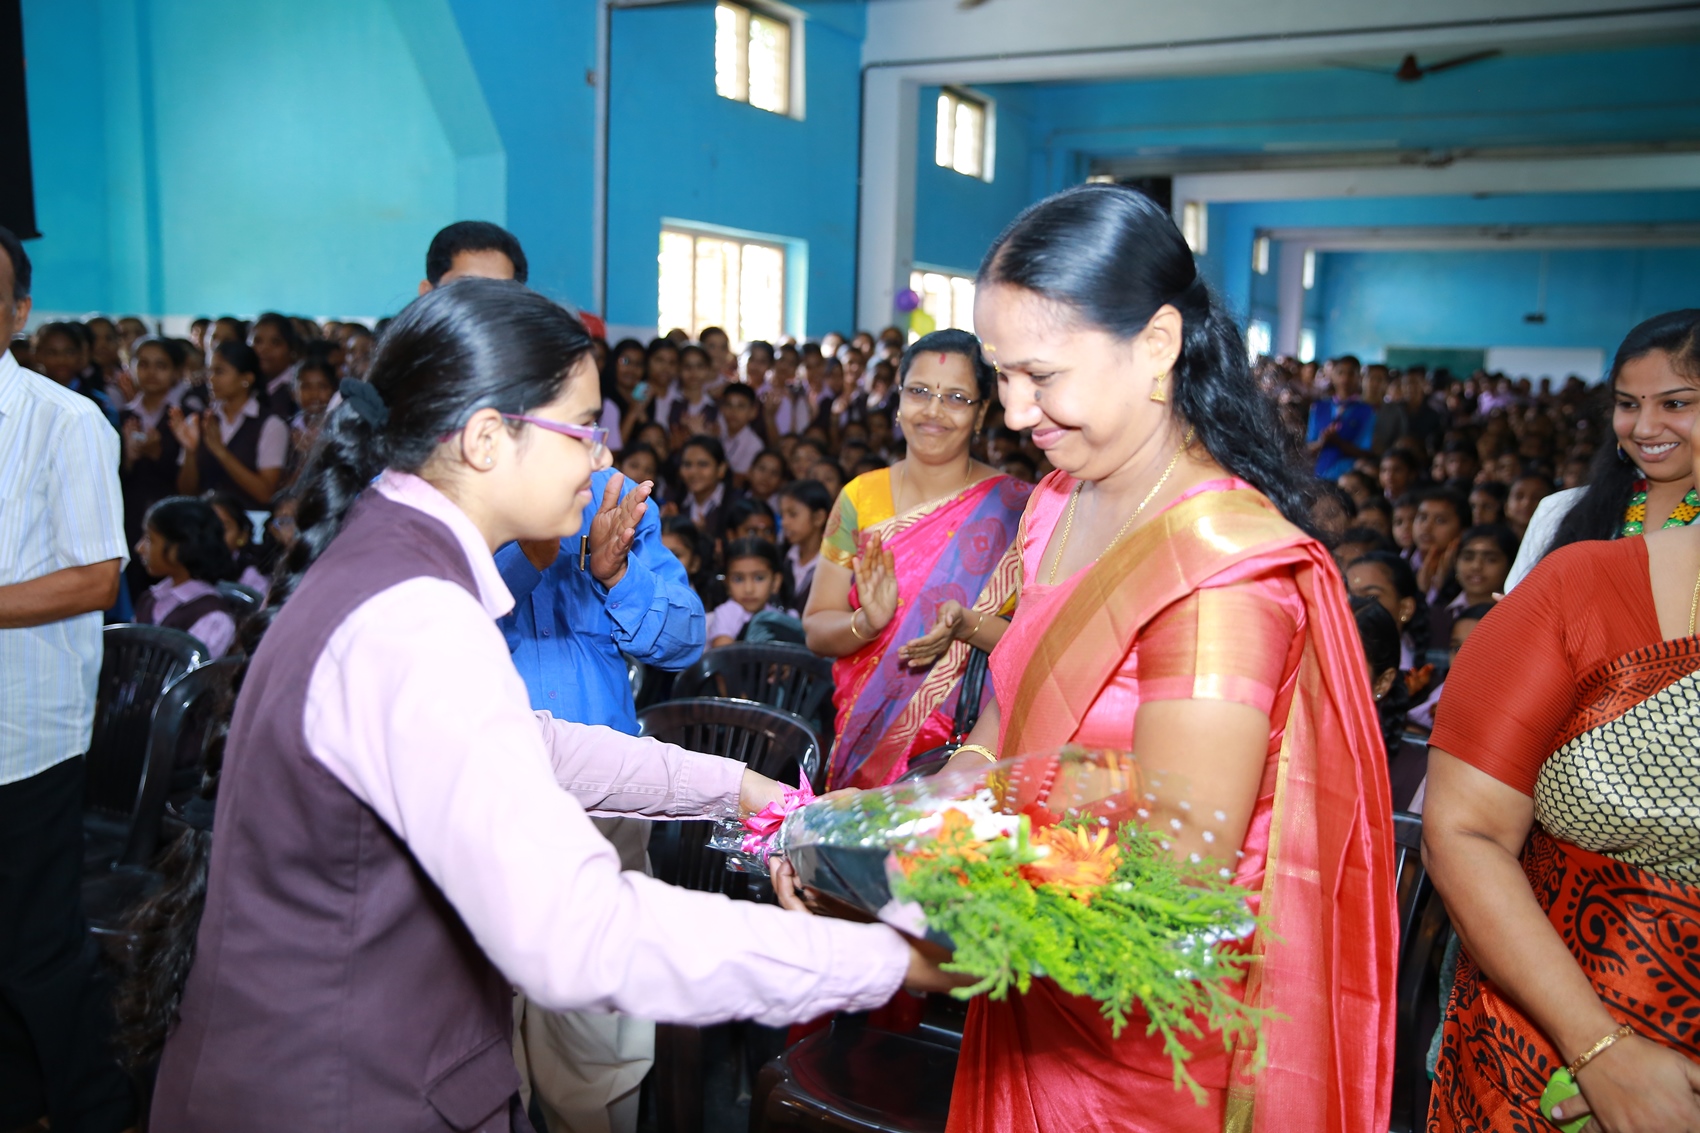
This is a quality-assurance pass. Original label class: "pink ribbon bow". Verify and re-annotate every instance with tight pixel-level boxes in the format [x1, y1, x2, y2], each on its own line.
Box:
[740, 776, 815, 859]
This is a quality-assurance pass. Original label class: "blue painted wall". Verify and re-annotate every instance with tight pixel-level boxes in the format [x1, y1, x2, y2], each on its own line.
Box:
[1317, 246, 1700, 364]
[912, 83, 1038, 276]
[20, 0, 597, 320]
[606, 1, 866, 336]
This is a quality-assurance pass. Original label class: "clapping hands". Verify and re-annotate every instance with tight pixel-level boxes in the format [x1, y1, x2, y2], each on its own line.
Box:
[851, 532, 899, 636]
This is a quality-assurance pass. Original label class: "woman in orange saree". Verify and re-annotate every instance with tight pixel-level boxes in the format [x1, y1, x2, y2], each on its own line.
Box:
[1424, 471, 1700, 1126]
[941, 184, 1399, 1133]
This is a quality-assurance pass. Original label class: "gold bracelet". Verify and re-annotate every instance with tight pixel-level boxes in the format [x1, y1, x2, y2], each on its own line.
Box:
[848, 608, 870, 641]
[955, 743, 998, 763]
[1568, 1024, 1634, 1077]
[967, 608, 987, 640]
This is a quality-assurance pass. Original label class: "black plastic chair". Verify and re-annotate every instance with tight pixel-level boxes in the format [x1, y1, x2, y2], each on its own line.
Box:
[636, 698, 819, 900]
[1390, 811, 1452, 1133]
[215, 580, 263, 621]
[83, 626, 206, 869]
[671, 644, 835, 782]
[752, 1013, 959, 1133]
[636, 698, 820, 1133]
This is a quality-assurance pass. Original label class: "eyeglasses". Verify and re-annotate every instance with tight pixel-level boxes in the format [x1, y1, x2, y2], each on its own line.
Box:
[899, 384, 979, 411]
[501, 414, 609, 459]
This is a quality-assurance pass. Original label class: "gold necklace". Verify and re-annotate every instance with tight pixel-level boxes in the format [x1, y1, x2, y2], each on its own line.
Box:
[1046, 428, 1195, 586]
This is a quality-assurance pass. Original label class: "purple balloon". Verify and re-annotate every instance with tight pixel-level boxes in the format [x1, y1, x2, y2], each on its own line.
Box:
[894, 288, 921, 313]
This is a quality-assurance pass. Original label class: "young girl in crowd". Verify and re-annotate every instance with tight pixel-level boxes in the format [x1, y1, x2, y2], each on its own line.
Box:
[617, 443, 663, 504]
[707, 537, 796, 647]
[777, 479, 831, 613]
[725, 496, 778, 543]
[120, 337, 191, 591]
[1450, 524, 1516, 611]
[1468, 480, 1508, 527]
[676, 434, 735, 542]
[287, 357, 339, 480]
[1346, 550, 1432, 674]
[205, 490, 271, 595]
[133, 496, 240, 657]
[745, 449, 788, 521]
[248, 311, 302, 419]
[1350, 596, 1422, 809]
[171, 341, 289, 511]
[659, 515, 719, 609]
[602, 337, 648, 449]
[1392, 493, 1418, 553]
[1412, 487, 1469, 603]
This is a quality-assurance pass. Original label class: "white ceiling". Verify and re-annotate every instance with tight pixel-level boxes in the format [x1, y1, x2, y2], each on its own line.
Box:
[861, 0, 1700, 80]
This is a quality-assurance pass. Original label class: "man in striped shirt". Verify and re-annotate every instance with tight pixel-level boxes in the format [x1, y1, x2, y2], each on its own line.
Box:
[0, 228, 135, 1130]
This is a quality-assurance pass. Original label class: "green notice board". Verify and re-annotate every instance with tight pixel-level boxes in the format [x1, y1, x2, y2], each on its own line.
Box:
[1384, 347, 1487, 375]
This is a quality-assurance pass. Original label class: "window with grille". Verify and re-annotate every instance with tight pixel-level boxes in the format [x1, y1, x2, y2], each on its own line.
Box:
[935, 88, 990, 180]
[659, 227, 788, 344]
[715, 2, 796, 116]
[910, 269, 977, 336]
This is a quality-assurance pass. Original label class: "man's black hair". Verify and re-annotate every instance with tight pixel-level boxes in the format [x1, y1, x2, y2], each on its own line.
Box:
[424, 221, 528, 286]
[0, 226, 30, 300]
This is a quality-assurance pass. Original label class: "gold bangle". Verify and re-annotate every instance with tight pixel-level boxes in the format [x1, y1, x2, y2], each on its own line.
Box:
[1568, 1024, 1634, 1077]
[955, 743, 998, 763]
[848, 608, 870, 641]
[967, 608, 987, 640]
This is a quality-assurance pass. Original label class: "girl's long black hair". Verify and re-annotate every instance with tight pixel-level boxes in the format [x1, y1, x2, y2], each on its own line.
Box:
[113, 279, 595, 1074]
[978, 183, 1316, 531]
[1350, 595, 1411, 758]
[1546, 309, 1700, 557]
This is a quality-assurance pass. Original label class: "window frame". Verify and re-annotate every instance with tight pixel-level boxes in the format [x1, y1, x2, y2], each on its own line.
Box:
[934, 87, 995, 182]
[659, 222, 800, 344]
[713, 0, 806, 121]
[909, 266, 977, 338]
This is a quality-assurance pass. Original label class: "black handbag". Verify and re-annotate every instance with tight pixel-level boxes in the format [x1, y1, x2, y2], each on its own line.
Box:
[896, 645, 991, 782]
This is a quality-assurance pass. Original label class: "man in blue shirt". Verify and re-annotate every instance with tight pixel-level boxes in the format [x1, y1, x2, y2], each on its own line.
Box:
[495, 467, 705, 1133]
[1306, 355, 1376, 481]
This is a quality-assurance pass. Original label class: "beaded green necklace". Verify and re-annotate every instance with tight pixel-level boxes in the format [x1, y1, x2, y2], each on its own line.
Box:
[1621, 479, 1700, 536]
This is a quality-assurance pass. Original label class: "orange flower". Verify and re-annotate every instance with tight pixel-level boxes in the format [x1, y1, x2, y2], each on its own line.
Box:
[895, 808, 990, 877]
[1019, 824, 1121, 903]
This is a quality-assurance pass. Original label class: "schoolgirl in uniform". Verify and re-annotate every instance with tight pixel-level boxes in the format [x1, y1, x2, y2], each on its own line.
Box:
[139, 280, 941, 1132]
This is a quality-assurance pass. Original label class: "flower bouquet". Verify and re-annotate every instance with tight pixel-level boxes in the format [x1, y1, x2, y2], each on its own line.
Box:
[716, 746, 1271, 1097]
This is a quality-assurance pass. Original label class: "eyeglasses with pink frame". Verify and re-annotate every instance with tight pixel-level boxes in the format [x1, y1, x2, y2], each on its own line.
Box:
[499, 413, 609, 460]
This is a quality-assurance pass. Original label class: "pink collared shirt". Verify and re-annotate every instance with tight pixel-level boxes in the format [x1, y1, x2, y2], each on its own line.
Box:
[301, 470, 909, 1025]
[142, 577, 237, 657]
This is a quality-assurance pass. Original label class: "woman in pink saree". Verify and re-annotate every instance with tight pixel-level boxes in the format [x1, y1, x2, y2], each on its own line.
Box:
[941, 186, 1397, 1133]
[804, 330, 1031, 790]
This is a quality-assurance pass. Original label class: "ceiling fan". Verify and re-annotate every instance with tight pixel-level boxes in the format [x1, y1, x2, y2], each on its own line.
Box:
[1329, 49, 1502, 82]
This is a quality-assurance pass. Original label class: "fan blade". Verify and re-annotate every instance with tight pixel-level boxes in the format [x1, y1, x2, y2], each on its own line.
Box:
[1418, 48, 1502, 76]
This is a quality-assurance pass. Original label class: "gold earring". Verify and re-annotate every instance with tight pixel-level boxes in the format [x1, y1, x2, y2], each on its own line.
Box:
[1150, 373, 1169, 403]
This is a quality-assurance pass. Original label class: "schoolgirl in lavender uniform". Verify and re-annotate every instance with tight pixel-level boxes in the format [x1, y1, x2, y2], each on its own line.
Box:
[126, 279, 947, 1133]
[132, 496, 239, 657]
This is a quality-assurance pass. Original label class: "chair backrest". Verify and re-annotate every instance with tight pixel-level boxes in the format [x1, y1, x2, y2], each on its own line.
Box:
[637, 697, 820, 898]
[1389, 811, 1453, 1133]
[672, 644, 836, 765]
[121, 658, 243, 867]
[216, 580, 263, 621]
[85, 625, 207, 825]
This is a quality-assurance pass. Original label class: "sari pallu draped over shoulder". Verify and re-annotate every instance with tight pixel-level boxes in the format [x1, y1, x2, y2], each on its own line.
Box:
[826, 475, 1032, 790]
[951, 488, 1398, 1133]
[1430, 637, 1700, 1133]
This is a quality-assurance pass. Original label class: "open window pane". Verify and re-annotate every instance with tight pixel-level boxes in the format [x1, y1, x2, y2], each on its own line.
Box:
[950, 277, 976, 332]
[935, 93, 955, 168]
[739, 243, 786, 344]
[714, 4, 748, 101]
[662, 226, 787, 341]
[747, 12, 789, 115]
[658, 231, 697, 336]
[953, 100, 984, 178]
